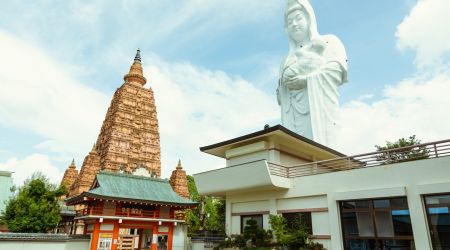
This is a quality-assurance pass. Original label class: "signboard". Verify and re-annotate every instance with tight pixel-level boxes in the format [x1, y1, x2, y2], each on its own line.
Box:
[98, 233, 112, 250]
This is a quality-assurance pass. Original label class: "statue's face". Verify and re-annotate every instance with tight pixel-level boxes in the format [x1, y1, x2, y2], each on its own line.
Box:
[286, 9, 309, 43]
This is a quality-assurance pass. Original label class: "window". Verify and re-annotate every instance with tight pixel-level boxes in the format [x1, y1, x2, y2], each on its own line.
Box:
[340, 197, 415, 249]
[241, 214, 263, 233]
[282, 212, 313, 235]
[424, 193, 450, 249]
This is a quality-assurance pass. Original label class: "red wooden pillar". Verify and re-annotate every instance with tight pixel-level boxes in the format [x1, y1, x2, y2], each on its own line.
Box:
[151, 223, 158, 250]
[90, 220, 101, 250]
[111, 221, 120, 250]
[167, 224, 174, 250]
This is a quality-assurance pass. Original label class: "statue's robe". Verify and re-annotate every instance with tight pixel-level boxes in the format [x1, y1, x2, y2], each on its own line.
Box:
[277, 35, 348, 147]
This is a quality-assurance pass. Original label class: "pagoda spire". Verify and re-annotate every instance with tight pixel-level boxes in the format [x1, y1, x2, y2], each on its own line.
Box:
[69, 159, 76, 169]
[124, 49, 147, 86]
[176, 159, 182, 170]
[134, 48, 141, 62]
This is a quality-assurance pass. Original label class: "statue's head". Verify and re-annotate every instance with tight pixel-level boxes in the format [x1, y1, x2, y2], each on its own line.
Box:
[285, 0, 318, 46]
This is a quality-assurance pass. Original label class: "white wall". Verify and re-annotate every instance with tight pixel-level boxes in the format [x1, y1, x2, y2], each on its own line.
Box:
[279, 152, 309, 167]
[223, 157, 450, 250]
[228, 151, 268, 167]
[0, 240, 90, 250]
[172, 224, 187, 250]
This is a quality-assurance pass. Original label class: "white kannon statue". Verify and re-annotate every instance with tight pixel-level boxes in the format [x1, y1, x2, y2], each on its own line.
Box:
[277, 0, 348, 148]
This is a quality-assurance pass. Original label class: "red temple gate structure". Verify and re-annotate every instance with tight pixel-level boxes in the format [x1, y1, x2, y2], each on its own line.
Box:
[65, 171, 196, 250]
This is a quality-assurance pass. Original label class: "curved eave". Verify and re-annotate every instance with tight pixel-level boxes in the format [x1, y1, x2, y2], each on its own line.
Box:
[65, 192, 198, 208]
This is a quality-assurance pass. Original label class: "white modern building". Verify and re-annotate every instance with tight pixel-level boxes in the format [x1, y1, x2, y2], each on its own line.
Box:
[194, 125, 450, 250]
[0, 171, 13, 232]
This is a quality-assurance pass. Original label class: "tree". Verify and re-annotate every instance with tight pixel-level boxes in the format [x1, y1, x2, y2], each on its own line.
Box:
[269, 214, 309, 249]
[185, 175, 225, 234]
[243, 219, 272, 247]
[375, 135, 429, 164]
[1, 172, 67, 232]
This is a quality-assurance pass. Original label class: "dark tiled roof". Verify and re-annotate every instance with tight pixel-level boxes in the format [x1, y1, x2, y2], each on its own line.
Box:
[0, 233, 90, 241]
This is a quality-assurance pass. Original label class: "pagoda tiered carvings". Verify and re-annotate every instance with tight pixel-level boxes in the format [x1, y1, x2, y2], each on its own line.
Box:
[69, 146, 101, 197]
[95, 78, 161, 175]
[67, 50, 161, 197]
[169, 160, 189, 199]
[60, 159, 79, 189]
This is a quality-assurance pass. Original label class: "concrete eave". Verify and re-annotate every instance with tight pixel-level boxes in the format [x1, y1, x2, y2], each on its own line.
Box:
[193, 160, 290, 196]
[199, 125, 345, 161]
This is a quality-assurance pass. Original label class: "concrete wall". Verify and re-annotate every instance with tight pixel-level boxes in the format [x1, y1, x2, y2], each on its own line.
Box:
[224, 157, 450, 250]
[0, 171, 13, 213]
[0, 239, 90, 250]
[172, 224, 187, 250]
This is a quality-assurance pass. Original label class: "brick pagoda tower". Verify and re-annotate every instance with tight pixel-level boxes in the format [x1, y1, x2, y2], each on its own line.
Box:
[60, 159, 78, 189]
[67, 50, 161, 197]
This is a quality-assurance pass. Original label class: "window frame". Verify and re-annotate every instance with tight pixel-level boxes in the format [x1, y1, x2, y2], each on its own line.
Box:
[240, 214, 263, 234]
[281, 212, 313, 235]
[339, 197, 415, 249]
[423, 193, 450, 250]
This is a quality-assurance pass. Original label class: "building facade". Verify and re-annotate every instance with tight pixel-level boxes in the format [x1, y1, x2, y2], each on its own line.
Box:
[58, 51, 194, 250]
[66, 172, 196, 250]
[0, 171, 13, 232]
[194, 125, 450, 250]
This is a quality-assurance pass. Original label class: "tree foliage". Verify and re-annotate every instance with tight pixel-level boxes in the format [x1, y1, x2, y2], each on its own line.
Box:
[186, 175, 225, 234]
[269, 214, 309, 249]
[375, 135, 429, 164]
[1, 172, 67, 232]
[243, 219, 272, 247]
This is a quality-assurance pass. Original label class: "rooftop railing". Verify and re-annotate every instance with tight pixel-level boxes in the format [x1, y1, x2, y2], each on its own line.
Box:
[268, 139, 450, 178]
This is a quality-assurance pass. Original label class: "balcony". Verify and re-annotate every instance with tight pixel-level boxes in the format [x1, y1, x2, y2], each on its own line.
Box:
[195, 139, 450, 196]
[267, 139, 450, 178]
[194, 159, 290, 196]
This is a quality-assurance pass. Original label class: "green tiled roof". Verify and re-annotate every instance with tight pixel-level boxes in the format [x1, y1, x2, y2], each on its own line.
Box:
[68, 171, 196, 206]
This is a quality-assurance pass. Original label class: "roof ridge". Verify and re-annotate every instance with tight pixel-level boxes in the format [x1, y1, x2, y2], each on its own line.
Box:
[98, 170, 169, 183]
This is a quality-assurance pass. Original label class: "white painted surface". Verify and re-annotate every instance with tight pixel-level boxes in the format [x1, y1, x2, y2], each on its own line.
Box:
[311, 212, 330, 235]
[226, 142, 268, 158]
[201, 155, 450, 249]
[0, 240, 90, 250]
[0, 172, 13, 213]
[228, 150, 268, 167]
[278, 0, 347, 148]
[172, 224, 187, 250]
[231, 216, 241, 234]
[194, 160, 289, 196]
[277, 195, 327, 210]
[279, 152, 309, 166]
[232, 200, 269, 213]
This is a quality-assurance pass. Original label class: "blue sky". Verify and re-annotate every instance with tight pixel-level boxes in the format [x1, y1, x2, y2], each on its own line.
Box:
[0, 0, 449, 185]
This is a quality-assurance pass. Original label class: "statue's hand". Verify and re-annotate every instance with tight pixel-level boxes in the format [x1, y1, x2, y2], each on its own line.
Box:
[284, 75, 307, 90]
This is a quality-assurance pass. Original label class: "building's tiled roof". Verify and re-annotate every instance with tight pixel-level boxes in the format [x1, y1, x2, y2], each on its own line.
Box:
[58, 201, 76, 216]
[0, 233, 90, 241]
[66, 171, 197, 206]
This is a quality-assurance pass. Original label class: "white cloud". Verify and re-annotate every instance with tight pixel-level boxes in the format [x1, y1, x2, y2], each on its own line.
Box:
[0, 154, 62, 186]
[337, 70, 450, 154]
[146, 56, 279, 176]
[396, 0, 450, 68]
[337, 0, 450, 155]
[0, 30, 109, 159]
[0, 28, 279, 179]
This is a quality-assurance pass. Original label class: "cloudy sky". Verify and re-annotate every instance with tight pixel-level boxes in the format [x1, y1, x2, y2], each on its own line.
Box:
[0, 0, 449, 186]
